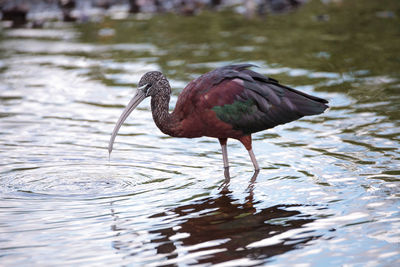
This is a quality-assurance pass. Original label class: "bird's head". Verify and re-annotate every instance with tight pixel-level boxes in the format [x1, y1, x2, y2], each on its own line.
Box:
[108, 71, 169, 155]
[138, 71, 170, 97]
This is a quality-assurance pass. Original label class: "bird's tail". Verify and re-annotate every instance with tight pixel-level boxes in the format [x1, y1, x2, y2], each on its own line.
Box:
[282, 85, 329, 116]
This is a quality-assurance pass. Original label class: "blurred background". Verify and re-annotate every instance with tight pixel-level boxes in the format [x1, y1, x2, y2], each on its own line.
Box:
[0, 0, 399, 266]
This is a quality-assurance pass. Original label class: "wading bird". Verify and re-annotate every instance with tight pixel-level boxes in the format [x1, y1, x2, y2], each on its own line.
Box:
[108, 64, 328, 173]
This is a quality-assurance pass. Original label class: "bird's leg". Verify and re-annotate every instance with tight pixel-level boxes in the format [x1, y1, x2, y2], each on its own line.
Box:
[219, 170, 231, 192]
[248, 149, 260, 171]
[239, 135, 260, 171]
[218, 138, 231, 184]
[218, 138, 229, 169]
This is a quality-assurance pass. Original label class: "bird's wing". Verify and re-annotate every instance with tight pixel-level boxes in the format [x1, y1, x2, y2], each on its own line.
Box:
[196, 64, 329, 135]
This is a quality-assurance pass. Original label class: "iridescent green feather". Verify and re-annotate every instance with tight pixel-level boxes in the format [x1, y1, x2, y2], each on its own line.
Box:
[212, 100, 257, 128]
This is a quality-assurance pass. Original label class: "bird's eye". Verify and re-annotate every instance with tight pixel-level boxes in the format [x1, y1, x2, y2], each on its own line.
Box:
[138, 83, 152, 92]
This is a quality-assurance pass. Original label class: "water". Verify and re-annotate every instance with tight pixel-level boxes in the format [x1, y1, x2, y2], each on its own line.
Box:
[1, 1, 399, 266]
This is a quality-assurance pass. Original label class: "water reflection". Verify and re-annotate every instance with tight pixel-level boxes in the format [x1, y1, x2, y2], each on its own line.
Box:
[110, 183, 319, 265]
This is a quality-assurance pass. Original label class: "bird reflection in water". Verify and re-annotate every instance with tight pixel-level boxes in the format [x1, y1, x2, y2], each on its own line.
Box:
[110, 180, 320, 265]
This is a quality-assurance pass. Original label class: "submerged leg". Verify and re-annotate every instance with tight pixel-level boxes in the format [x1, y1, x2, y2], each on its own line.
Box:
[239, 135, 260, 171]
[218, 138, 230, 181]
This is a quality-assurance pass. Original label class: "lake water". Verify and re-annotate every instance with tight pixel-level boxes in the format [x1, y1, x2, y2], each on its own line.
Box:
[0, 1, 399, 266]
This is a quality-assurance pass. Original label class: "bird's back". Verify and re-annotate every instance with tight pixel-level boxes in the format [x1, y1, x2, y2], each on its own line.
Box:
[174, 64, 328, 137]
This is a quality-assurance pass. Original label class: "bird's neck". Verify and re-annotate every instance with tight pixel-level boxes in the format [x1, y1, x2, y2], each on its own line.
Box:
[151, 93, 180, 137]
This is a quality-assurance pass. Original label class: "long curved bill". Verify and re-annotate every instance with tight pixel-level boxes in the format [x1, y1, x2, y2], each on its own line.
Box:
[108, 88, 146, 155]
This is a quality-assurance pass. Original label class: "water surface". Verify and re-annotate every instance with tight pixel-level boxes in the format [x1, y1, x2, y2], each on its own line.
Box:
[0, 1, 399, 266]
